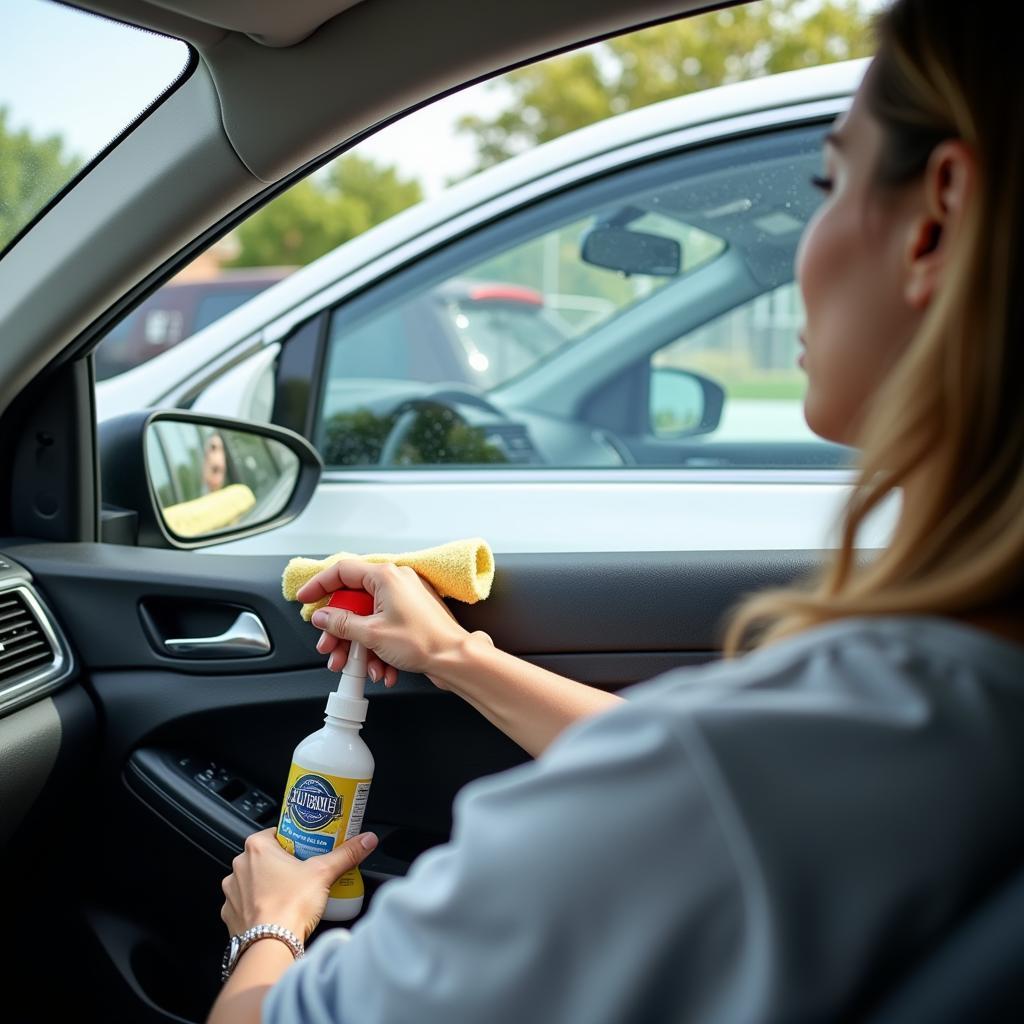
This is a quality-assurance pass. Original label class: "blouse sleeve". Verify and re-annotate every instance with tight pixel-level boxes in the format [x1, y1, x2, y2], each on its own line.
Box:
[263, 699, 754, 1024]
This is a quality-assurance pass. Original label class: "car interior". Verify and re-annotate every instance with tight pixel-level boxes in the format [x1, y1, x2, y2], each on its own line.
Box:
[1, 2, 1022, 1022]
[314, 125, 841, 470]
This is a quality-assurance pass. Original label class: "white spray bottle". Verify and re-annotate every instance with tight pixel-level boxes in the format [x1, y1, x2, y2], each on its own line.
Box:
[276, 588, 375, 921]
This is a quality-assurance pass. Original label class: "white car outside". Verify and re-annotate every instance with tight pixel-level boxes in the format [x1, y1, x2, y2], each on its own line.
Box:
[97, 59, 895, 556]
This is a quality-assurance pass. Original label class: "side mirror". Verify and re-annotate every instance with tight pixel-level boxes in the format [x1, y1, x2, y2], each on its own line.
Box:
[649, 367, 724, 438]
[99, 410, 322, 548]
[580, 225, 681, 277]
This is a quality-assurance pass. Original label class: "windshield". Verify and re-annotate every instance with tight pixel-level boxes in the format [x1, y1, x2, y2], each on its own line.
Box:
[0, 0, 190, 256]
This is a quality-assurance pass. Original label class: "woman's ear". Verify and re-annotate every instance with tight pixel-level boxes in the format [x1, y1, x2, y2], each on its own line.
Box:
[904, 139, 975, 309]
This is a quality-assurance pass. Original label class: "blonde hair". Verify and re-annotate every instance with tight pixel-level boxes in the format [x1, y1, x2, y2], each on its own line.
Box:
[725, 0, 1024, 655]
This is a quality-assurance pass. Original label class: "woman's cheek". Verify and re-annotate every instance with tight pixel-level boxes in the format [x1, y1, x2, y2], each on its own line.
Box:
[797, 208, 847, 442]
[803, 347, 857, 445]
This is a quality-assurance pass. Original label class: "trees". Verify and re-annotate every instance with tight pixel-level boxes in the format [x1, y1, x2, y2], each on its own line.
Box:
[0, 104, 421, 270]
[229, 153, 422, 268]
[0, 106, 81, 250]
[457, 0, 875, 170]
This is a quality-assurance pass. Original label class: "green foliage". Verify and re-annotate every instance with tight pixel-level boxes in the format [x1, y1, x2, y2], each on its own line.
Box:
[0, 106, 82, 250]
[321, 405, 508, 467]
[458, 1, 875, 169]
[399, 406, 508, 466]
[230, 153, 423, 267]
[322, 408, 395, 466]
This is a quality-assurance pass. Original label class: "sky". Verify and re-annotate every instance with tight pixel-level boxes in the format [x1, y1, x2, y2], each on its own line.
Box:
[1, 0, 886, 199]
[0, 0, 506, 197]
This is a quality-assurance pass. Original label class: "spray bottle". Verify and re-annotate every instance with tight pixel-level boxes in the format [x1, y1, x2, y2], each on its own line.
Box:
[276, 589, 375, 921]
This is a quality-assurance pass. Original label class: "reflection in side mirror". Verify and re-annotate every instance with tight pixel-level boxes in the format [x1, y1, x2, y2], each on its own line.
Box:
[649, 367, 725, 438]
[580, 225, 681, 277]
[146, 422, 300, 540]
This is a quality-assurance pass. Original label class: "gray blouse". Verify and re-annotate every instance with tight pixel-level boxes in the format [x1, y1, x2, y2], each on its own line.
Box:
[263, 616, 1024, 1023]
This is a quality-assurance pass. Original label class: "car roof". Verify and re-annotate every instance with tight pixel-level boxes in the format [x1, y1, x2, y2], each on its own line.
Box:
[96, 58, 865, 417]
[222, 58, 865, 318]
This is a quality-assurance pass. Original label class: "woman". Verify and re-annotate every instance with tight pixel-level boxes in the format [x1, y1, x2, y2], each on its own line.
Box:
[210, 1, 1024, 1020]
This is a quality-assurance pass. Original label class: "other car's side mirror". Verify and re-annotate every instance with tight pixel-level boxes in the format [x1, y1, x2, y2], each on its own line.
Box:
[648, 367, 724, 438]
[580, 225, 681, 277]
[99, 410, 322, 548]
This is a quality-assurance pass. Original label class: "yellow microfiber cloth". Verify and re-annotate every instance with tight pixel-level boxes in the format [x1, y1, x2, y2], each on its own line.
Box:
[162, 484, 256, 538]
[282, 537, 495, 621]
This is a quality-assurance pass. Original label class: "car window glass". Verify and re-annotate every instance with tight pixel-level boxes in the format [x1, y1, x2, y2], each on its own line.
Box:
[312, 125, 835, 470]
[84, 0, 876, 487]
[651, 281, 815, 443]
[193, 290, 267, 332]
[94, 269, 294, 381]
[0, 0, 190, 257]
[86, 2, 876, 391]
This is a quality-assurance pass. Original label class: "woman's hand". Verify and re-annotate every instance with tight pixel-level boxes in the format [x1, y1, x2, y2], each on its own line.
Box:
[221, 828, 378, 942]
[296, 560, 472, 685]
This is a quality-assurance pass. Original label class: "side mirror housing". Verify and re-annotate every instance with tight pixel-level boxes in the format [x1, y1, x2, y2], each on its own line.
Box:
[648, 367, 724, 438]
[98, 410, 322, 548]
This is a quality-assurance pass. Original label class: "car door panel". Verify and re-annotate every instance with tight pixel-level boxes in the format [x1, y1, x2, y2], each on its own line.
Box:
[2, 540, 818, 1023]
[0, 687, 94, 843]
[4, 542, 820, 661]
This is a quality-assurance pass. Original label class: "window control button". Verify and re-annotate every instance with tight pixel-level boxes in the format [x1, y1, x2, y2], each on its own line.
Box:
[195, 770, 232, 794]
[234, 797, 256, 817]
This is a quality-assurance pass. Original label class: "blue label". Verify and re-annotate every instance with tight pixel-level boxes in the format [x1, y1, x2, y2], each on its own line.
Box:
[285, 773, 343, 831]
[279, 814, 334, 860]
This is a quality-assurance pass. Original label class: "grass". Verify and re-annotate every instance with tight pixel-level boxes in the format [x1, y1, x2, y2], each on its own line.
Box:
[726, 376, 806, 400]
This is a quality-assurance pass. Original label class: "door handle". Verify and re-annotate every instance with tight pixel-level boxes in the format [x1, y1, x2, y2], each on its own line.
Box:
[163, 611, 271, 657]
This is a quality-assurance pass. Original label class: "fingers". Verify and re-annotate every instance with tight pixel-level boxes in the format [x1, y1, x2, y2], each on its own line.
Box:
[296, 559, 385, 604]
[366, 654, 385, 683]
[316, 630, 341, 655]
[244, 827, 278, 853]
[316, 833, 379, 881]
[317, 633, 395, 681]
[311, 606, 377, 648]
[322, 636, 350, 672]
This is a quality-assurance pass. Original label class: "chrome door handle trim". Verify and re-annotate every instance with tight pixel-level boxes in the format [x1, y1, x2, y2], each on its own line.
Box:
[164, 611, 271, 657]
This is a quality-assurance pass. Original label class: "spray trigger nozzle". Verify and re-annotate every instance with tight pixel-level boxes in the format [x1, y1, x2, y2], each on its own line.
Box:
[324, 589, 373, 722]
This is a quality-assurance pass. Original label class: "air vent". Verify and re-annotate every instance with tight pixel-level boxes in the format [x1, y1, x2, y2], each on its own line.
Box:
[0, 589, 55, 686]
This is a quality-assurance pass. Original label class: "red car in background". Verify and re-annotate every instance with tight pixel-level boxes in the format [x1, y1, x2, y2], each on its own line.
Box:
[94, 266, 294, 380]
[96, 269, 570, 390]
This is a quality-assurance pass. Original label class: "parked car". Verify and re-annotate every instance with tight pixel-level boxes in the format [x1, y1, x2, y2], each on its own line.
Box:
[96, 58, 874, 557]
[94, 266, 293, 379]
